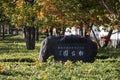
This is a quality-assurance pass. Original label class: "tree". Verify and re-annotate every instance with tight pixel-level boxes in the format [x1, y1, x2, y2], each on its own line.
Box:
[51, 0, 103, 47]
[0, 0, 12, 39]
[100, 0, 120, 47]
[52, 0, 120, 48]
[1, 0, 120, 48]
[6, 0, 44, 50]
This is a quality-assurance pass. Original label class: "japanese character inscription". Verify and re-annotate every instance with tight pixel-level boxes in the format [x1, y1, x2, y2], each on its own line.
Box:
[55, 44, 88, 59]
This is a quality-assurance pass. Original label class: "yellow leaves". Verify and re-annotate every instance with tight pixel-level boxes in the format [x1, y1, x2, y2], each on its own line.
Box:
[36, 0, 51, 7]
[0, 66, 4, 73]
[40, 12, 44, 17]
[17, 15, 23, 20]
[71, 76, 76, 80]
[12, 0, 16, 2]
[87, 67, 93, 74]
[41, 74, 48, 79]
[114, 25, 120, 29]
[47, 56, 54, 64]
[15, 24, 19, 28]
[34, 60, 44, 67]
[36, 0, 63, 24]
[97, 15, 103, 21]
[82, 66, 94, 75]
[105, 14, 109, 17]
[36, 0, 45, 6]
[39, 0, 58, 14]
[37, 11, 44, 20]
[64, 60, 73, 68]
[15, 0, 23, 8]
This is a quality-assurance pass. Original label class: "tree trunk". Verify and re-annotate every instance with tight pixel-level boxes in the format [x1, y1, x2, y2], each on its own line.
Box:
[87, 23, 101, 48]
[2, 25, 5, 40]
[0, 26, 1, 39]
[102, 28, 113, 48]
[25, 26, 35, 50]
[35, 28, 39, 41]
[23, 27, 26, 39]
[90, 26, 101, 48]
[15, 29, 19, 35]
[7, 25, 10, 34]
[49, 28, 53, 36]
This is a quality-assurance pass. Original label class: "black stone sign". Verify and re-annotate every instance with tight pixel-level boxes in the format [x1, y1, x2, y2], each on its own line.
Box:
[39, 35, 98, 62]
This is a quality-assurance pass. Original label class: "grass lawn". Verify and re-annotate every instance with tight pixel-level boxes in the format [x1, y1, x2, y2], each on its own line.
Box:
[0, 34, 120, 80]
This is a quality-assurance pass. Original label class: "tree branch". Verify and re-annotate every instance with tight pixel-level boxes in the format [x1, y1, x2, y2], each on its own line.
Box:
[101, 0, 113, 14]
[101, 0, 120, 23]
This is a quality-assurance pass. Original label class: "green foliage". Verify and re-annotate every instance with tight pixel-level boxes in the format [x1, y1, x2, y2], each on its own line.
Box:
[0, 35, 120, 80]
[1, 0, 120, 29]
[53, 0, 102, 26]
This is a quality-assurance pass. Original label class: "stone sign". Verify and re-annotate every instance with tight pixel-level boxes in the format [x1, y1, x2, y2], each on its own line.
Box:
[39, 35, 98, 62]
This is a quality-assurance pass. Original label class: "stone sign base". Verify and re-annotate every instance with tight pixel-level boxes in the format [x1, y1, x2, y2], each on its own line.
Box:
[39, 35, 98, 62]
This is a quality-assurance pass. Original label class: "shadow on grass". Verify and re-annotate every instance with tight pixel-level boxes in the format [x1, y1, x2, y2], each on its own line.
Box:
[0, 58, 35, 63]
[0, 34, 41, 54]
[0, 45, 28, 54]
[0, 70, 31, 76]
[0, 34, 25, 42]
[97, 48, 120, 59]
[100, 59, 120, 63]
[0, 37, 25, 43]
[96, 55, 109, 59]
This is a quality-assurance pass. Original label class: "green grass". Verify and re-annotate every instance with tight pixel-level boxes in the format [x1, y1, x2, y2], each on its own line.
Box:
[0, 35, 120, 80]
